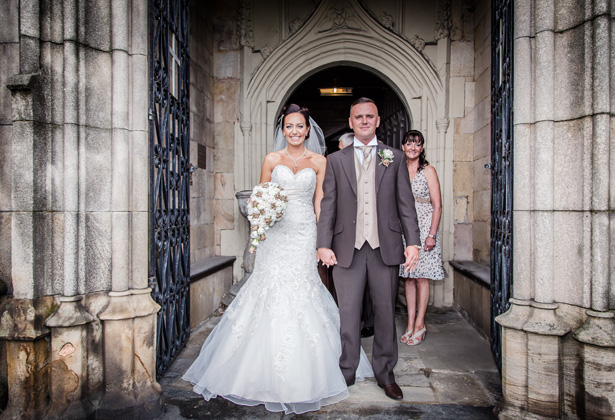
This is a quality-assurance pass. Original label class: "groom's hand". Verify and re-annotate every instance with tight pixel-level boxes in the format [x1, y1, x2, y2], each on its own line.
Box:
[317, 248, 337, 267]
[403, 245, 420, 273]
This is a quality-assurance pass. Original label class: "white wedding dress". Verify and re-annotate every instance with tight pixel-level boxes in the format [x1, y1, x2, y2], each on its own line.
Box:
[183, 165, 373, 414]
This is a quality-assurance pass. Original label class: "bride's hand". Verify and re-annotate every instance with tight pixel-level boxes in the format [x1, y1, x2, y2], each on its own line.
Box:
[317, 248, 337, 267]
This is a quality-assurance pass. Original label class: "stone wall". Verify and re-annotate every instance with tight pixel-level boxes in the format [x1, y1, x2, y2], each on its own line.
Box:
[214, 2, 246, 279]
[189, 2, 216, 264]
[451, 0, 491, 266]
[471, 0, 491, 265]
[0, 0, 18, 297]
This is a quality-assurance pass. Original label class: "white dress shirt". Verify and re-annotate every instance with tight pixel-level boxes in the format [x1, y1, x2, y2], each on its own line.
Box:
[353, 136, 378, 165]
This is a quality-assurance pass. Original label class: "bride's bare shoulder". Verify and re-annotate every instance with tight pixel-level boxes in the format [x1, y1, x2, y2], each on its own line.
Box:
[263, 150, 285, 164]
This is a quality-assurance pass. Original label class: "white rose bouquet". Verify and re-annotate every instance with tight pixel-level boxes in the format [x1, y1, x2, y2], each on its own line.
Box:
[247, 182, 288, 253]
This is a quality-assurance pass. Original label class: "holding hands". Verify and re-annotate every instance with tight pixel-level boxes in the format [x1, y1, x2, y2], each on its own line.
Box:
[402, 245, 420, 273]
[317, 247, 337, 267]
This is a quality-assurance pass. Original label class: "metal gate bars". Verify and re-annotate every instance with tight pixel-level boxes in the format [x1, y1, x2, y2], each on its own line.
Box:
[149, 0, 191, 378]
[490, 0, 513, 370]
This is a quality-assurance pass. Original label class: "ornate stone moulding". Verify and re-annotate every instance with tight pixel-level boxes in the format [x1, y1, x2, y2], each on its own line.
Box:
[0, 296, 57, 340]
[98, 288, 160, 321]
[497, 298, 574, 336]
[523, 300, 571, 336]
[574, 309, 615, 347]
[495, 297, 531, 330]
[45, 295, 95, 328]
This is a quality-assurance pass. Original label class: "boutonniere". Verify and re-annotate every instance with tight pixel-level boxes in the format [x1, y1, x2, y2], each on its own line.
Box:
[378, 149, 394, 167]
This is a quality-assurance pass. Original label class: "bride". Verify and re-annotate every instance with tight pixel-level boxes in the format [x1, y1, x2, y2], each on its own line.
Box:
[183, 104, 373, 414]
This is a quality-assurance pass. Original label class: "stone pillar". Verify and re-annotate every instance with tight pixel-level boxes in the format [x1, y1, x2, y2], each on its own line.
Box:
[44, 296, 96, 419]
[436, 118, 452, 306]
[1, 0, 160, 419]
[573, 310, 615, 419]
[0, 297, 55, 420]
[523, 302, 570, 417]
[497, 1, 615, 418]
[496, 299, 572, 419]
[96, 289, 162, 420]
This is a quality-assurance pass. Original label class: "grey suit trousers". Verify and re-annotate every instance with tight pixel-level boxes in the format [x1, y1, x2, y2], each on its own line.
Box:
[333, 242, 399, 386]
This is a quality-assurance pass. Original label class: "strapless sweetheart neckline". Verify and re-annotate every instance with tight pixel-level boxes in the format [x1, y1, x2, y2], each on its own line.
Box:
[273, 164, 316, 177]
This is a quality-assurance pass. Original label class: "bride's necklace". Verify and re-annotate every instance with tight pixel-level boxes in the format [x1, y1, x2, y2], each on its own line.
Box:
[285, 146, 307, 173]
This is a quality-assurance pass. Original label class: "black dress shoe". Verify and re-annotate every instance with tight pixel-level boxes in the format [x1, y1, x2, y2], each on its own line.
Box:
[361, 327, 374, 338]
[379, 382, 403, 400]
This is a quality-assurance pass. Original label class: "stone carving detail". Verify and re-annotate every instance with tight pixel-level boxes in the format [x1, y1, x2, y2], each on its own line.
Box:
[409, 35, 426, 52]
[378, 12, 394, 29]
[289, 17, 305, 35]
[238, 0, 254, 47]
[435, 0, 452, 40]
[319, 6, 362, 33]
[260, 44, 273, 59]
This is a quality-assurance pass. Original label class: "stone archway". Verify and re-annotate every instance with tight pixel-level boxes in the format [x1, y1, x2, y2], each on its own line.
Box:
[238, 0, 445, 191]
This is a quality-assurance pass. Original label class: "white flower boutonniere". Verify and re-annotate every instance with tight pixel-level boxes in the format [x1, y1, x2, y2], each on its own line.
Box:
[378, 149, 394, 167]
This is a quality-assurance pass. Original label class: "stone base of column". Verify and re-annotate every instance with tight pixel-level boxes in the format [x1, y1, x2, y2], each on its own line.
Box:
[44, 295, 96, 420]
[496, 299, 615, 419]
[573, 310, 615, 419]
[496, 404, 560, 420]
[96, 289, 162, 420]
[0, 296, 56, 420]
[0, 290, 163, 420]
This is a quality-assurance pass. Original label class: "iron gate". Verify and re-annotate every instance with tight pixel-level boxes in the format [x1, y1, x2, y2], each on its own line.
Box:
[490, 0, 513, 370]
[149, 0, 191, 378]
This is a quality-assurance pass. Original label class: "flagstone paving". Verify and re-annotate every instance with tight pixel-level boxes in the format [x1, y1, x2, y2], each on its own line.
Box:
[159, 308, 501, 419]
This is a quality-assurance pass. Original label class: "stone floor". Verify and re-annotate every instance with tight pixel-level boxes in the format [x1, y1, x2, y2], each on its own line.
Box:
[158, 307, 502, 419]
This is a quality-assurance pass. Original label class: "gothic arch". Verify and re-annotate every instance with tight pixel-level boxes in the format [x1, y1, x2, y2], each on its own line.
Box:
[237, 0, 446, 190]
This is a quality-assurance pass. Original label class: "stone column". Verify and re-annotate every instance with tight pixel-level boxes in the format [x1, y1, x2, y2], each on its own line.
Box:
[434, 117, 452, 306]
[574, 311, 615, 419]
[1, 1, 161, 419]
[44, 296, 96, 419]
[0, 67, 56, 420]
[497, 1, 615, 418]
[0, 297, 55, 420]
[97, 289, 162, 419]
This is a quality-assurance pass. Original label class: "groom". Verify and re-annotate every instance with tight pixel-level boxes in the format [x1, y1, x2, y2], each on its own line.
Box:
[317, 97, 420, 400]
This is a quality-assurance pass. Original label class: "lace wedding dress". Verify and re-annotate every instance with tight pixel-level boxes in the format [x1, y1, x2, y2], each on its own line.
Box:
[183, 165, 373, 414]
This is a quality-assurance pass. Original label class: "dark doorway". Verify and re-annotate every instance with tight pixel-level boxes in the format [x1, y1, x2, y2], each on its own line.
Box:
[285, 66, 411, 152]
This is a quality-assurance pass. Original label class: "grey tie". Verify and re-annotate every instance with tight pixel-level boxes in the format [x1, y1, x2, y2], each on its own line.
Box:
[361, 145, 373, 170]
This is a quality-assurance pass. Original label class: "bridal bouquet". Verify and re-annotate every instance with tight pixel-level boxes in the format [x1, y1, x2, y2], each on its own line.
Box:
[247, 182, 288, 253]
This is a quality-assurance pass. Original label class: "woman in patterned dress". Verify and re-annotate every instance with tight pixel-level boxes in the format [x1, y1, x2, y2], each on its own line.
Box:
[399, 130, 445, 346]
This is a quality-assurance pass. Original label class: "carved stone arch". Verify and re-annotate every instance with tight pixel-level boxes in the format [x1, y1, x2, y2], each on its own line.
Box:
[238, 0, 445, 191]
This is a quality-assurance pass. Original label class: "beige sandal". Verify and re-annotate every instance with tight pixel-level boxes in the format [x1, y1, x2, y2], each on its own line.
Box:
[400, 329, 414, 344]
[406, 327, 426, 346]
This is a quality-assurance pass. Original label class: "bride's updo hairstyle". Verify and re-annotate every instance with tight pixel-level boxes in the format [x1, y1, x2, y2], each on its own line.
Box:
[280, 103, 311, 139]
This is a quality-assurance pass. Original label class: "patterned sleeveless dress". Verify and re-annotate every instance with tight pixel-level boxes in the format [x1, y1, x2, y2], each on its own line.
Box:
[399, 169, 445, 280]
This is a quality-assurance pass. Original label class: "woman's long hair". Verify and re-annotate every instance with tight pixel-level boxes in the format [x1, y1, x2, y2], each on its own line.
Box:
[402, 129, 429, 172]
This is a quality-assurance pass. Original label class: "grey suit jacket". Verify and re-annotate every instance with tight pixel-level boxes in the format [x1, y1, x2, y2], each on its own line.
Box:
[317, 143, 421, 268]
